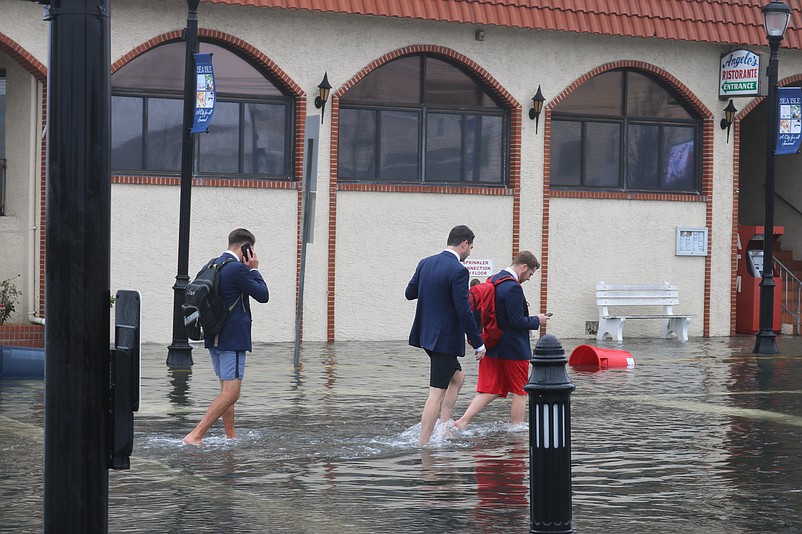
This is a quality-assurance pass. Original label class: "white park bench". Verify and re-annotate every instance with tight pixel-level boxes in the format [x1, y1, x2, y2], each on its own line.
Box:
[596, 282, 694, 341]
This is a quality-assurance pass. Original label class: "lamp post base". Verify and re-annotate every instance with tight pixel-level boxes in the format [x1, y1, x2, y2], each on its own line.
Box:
[753, 330, 779, 355]
[167, 343, 193, 369]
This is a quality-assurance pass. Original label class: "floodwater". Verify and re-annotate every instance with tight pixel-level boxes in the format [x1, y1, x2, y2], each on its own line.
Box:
[2, 336, 802, 533]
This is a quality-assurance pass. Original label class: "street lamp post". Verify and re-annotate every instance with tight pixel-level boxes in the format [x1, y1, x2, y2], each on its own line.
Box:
[167, 0, 201, 368]
[754, 0, 792, 355]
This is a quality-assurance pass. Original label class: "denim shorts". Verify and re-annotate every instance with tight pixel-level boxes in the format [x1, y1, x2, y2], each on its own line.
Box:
[209, 348, 246, 380]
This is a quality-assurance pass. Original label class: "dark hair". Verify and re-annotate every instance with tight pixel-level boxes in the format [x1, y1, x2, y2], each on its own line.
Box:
[447, 225, 475, 247]
[512, 250, 540, 270]
[228, 228, 256, 247]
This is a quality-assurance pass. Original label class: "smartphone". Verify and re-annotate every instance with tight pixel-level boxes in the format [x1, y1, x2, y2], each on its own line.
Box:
[545, 312, 553, 317]
[241, 243, 252, 263]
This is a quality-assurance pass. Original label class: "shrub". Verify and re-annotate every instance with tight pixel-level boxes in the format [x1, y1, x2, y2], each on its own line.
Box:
[0, 276, 21, 325]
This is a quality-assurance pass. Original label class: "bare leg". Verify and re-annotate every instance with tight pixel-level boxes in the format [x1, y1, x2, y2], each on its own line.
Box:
[438, 369, 464, 422]
[218, 379, 237, 438]
[420, 386, 447, 445]
[183, 379, 242, 445]
[510, 394, 527, 425]
[454, 393, 499, 430]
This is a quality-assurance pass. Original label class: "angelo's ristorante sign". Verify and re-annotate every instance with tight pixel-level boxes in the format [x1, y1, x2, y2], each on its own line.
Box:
[720, 49, 761, 98]
[191, 53, 215, 134]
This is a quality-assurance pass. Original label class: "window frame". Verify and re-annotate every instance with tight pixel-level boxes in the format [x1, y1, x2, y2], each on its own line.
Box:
[111, 41, 295, 180]
[550, 69, 701, 194]
[338, 54, 510, 186]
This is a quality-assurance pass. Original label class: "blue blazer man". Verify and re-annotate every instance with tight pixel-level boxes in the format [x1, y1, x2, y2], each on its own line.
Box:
[205, 251, 269, 352]
[406, 250, 483, 355]
[487, 269, 540, 360]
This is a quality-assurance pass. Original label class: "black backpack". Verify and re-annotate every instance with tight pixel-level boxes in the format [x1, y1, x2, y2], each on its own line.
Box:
[182, 256, 240, 341]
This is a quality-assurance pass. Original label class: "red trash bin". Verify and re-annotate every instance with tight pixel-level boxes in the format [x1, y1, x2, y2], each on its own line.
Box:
[568, 344, 635, 369]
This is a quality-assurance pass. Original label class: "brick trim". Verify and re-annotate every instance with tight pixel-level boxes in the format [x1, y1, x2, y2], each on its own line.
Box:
[0, 324, 45, 348]
[111, 175, 301, 189]
[328, 45, 523, 341]
[543, 61, 715, 335]
[0, 33, 47, 81]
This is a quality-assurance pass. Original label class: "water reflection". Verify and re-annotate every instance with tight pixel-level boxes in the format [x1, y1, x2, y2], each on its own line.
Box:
[3, 338, 802, 532]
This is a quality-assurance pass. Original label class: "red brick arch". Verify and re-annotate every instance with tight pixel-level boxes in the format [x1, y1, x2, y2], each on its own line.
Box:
[0, 32, 47, 81]
[327, 45, 523, 341]
[543, 60, 715, 336]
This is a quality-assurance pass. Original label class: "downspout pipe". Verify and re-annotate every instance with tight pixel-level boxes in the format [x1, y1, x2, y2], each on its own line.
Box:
[27, 75, 44, 326]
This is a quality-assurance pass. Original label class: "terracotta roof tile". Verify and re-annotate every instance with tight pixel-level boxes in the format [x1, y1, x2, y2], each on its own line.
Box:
[203, 0, 802, 50]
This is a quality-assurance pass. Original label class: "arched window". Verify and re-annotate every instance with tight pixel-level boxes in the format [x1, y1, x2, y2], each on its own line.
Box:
[338, 54, 508, 185]
[551, 70, 700, 193]
[111, 41, 293, 179]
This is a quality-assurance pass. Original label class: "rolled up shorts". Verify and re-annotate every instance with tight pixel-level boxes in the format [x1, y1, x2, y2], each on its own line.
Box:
[209, 348, 246, 380]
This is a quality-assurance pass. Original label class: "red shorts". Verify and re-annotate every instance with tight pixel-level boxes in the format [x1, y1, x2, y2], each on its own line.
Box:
[476, 356, 530, 398]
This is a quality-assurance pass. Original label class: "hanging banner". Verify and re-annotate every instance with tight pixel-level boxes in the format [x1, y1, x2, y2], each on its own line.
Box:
[191, 53, 215, 134]
[776, 86, 802, 155]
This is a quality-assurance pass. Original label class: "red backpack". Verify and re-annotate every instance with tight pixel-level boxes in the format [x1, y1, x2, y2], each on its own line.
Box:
[468, 274, 516, 348]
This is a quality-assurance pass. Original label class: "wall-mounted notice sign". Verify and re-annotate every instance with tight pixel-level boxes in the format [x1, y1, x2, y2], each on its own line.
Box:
[464, 259, 494, 278]
[720, 49, 761, 98]
[776, 86, 802, 155]
[191, 53, 215, 134]
[676, 227, 708, 256]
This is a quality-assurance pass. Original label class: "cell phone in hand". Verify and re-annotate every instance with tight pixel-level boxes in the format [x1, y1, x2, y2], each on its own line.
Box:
[545, 312, 553, 317]
[241, 243, 252, 262]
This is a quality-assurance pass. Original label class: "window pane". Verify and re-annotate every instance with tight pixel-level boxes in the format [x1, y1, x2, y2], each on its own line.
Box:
[341, 56, 421, 104]
[627, 124, 659, 190]
[585, 122, 620, 187]
[338, 108, 377, 179]
[199, 43, 283, 97]
[426, 113, 462, 182]
[627, 72, 692, 119]
[243, 103, 286, 175]
[146, 98, 183, 171]
[662, 126, 695, 190]
[113, 41, 285, 97]
[550, 121, 581, 186]
[424, 57, 499, 108]
[379, 111, 419, 181]
[198, 101, 239, 174]
[554, 71, 623, 116]
[111, 96, 143, 170]
[465, 115, 503, 183]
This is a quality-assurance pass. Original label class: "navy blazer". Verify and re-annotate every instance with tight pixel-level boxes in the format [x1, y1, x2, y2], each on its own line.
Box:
[204, 252, 269, 352]
[487, 270, 540, 361]
[406, 251, 483, 356]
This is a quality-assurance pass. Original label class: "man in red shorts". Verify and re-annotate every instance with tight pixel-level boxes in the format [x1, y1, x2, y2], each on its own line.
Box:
[454, 251, 549, 430]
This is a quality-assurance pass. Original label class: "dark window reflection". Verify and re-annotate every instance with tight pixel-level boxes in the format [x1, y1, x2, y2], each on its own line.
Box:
[111, 96, 143, 170]
[339, 53, 507, 185]
[380, 111, 419, 180]
[551, 69, 700, 193]
[339, 109, 376, 179]
[111, 40, 293, 179]
[146, 98, 182, 172]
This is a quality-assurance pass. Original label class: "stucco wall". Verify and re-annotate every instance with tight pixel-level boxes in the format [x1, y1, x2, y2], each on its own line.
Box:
[4, 0, 802, 341]
[0, 52, 37, 324]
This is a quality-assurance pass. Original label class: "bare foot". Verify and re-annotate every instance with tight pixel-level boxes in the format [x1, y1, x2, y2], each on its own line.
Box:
[182, 434, 202, 446]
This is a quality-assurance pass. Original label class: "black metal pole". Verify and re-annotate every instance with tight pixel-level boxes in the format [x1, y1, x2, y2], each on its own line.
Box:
[524, 334, 575, 534]
[42, 0, 111, 531]
[167, 0, 201, 368]
[754, 35, 782, 355]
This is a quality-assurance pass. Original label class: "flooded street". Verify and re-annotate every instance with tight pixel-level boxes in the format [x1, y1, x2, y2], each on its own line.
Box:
[2, 336, 802, 532]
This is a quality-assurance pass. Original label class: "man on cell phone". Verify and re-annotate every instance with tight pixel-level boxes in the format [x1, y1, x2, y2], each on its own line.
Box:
[455, 250, 549, 431]
[183, 228, 269, 445]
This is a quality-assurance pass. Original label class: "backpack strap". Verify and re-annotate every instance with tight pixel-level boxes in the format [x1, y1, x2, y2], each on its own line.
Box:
[492, 274, 517, 286]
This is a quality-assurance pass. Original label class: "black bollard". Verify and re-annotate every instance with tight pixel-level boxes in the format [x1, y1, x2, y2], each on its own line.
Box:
[524, 334, 575, 534]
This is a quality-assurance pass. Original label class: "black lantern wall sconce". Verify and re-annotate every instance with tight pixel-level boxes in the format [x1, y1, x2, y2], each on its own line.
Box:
[315, 72, 332, 124]
[720, 99, 737, 143]
[528, 85, 545, 133]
